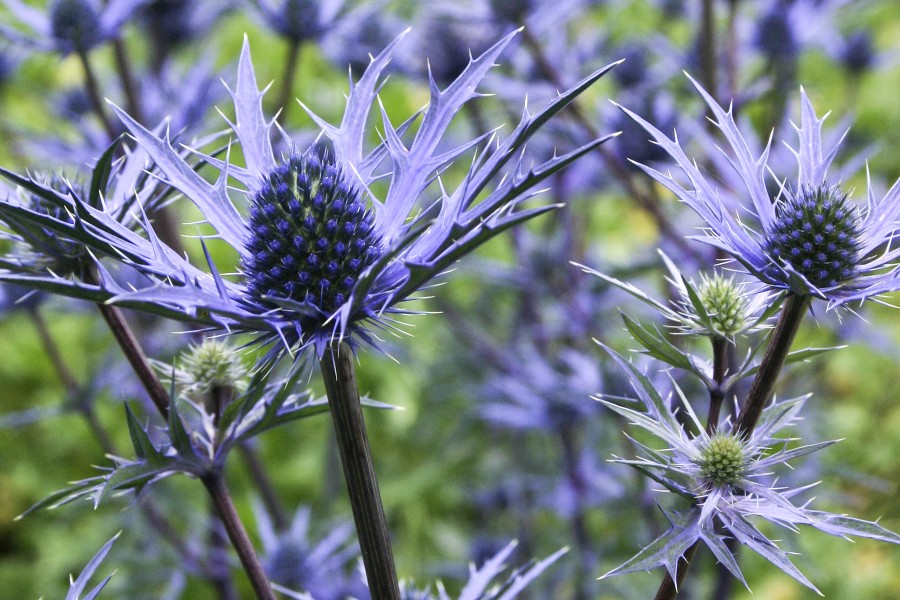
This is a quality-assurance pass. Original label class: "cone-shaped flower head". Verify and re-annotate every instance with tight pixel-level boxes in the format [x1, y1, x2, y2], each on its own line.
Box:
[697, 432, 746, 486]
[241, 150, 382, 320]
[15, 31, 617, 362]
[179, 339, 249, 399]
[616, 75, 900, 308]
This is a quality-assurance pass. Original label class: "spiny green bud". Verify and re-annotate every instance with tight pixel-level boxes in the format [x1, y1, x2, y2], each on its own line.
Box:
[179, 340, 249, 399]
[698, 433, 746, 486]
[697, 273, 748, 337]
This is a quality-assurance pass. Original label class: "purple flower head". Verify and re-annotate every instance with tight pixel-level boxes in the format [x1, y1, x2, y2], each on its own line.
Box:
[249, 0, 343, 44]
[12, 31, 615, 362]
[1, 0, 148, 55]
[616, 75, 900, 308]
[599, 347, 900, 592]
[255, 505, 366, 600]
[839, 30, 876, 75]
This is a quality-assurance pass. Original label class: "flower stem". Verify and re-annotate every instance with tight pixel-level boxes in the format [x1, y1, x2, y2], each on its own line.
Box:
[654, 543, 699, 600]
[277, 40, 302, 123]
[76, 50, 118, 140]
[735, 293, 808, 438]
[706, 336, 729, 434]
[94, 299, 171, 419]
[112, 39, 144, 124]
[203, 473, 277, 600]
[320, 342, 400, 600]
[653, 295, 809, 600]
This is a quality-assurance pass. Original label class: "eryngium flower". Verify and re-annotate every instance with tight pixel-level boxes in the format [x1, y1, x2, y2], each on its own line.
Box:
[578, 250, 773, 341]
[598, 348, 900, 592]
[616, 76, 900, 307]
[36, 31, 615, 359]
[1, 0, 145, 55]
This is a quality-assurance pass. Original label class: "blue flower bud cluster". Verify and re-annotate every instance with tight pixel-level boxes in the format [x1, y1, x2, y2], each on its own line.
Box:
[242, 151, 382, 315]
[764, 185, 862, 289]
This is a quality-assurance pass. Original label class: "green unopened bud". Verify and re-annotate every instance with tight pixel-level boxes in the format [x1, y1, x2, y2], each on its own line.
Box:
[698, 433, 746, 486]
[180, 340, 248, 403]
[697, 273, 748, 337]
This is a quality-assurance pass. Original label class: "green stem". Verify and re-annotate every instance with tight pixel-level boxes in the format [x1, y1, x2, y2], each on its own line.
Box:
[319, 342, 400, 600]
[277, 40, 302, 123]
[76, 50, 117, 140]
[112, 39, 144, 124]
[203, 474, 277, 600]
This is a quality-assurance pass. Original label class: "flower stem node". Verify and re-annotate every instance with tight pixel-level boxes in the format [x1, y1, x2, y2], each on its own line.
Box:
[242, 150, 382, 317]
[764, 184, 862, 290]
[698, 433, 746, 486]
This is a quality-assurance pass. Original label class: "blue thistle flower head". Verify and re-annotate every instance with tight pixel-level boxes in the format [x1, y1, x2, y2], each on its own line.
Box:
[24, 30, 617, 362]
[599, 347, 900, 592]
[839, 30, 876, 75]
[616, 75, 900, 308]
[2, 0, 147, 56]
[753, 6, 798, 61]
[252, 0, 341, 43]
[241, 149, 382, 322]
[50, 0, 102, 52]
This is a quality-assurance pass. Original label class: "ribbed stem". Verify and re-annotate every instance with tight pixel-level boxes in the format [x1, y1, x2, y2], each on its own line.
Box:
[735, 294, 808, 438]
[319, 342, 400, 600]
[203, 474, 276, 600]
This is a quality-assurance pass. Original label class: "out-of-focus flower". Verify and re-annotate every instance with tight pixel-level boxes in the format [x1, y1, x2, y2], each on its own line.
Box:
[2, 0, 148, 55]
[255, 505, 367, 600]
[618, 75, 900, 307]
[248, 0, 343, 44]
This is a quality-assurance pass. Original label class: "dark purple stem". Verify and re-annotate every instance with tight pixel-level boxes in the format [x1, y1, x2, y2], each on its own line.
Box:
[319, 342, 400, 600]
[203, 473, 277, 600]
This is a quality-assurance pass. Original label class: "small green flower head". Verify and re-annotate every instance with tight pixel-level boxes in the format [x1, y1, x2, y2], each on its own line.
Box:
[698, 433, 747, 486]
[697, 273, 749, 338]
[179, 340, 249, 399]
